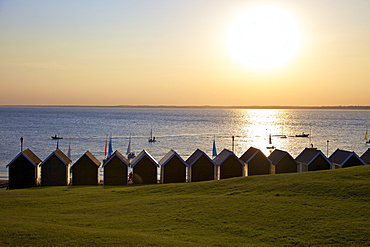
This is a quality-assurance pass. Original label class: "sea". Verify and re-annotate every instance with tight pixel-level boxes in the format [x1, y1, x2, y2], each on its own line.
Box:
[1, 106, 370, 180]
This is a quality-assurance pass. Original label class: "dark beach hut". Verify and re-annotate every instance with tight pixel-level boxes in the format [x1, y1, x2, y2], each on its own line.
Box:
[329, 149, 366, 169]
[6, 149, 42, 189]
[131, 150, 159, 184]
[268, 149, 298, 174]
[360, 148, 370, 165]
[160, 149, 189, 183]
[41, 149, 71, 186]
[102, 151, 129, 186]
[240, 147, 274, 176]
[214, 149, 246, 179]
[186, 149, 217, 182]
[71, 151, 101, 186]
[295, 148, 331, 172]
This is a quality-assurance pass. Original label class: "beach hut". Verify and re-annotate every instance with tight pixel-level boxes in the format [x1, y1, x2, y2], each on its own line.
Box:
[239, 147, 274, 176]
[328, 149, 366, 169]
[131, 150, 159, 184]
[360, 148, 370, 165]
[268, 149, 298, 174]
[214, 149, 246, 179]
[6, 149, 42, 189]
[102, 151, 130, 186]
[160, 149, 189, 183]
[295, 148, 331, 172]
[186, 149, 217, 182]
[71, 151, 101, 186]
[41, 149, 71, 186]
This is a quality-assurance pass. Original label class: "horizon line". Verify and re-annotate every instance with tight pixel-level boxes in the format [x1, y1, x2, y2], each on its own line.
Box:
[1, 104, 370, 109]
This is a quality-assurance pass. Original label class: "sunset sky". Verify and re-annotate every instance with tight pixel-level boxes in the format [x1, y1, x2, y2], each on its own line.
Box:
[0, 0, 369, 106]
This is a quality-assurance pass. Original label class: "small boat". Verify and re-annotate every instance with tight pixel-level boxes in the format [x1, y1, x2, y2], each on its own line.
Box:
[51, 134, 63, 140]
[126, 135, 136, 159]
[296, 133, 309, 137]
[365, 128, 370, 144]
[266, 133, 276, 150]
[148, 128, 158, 142]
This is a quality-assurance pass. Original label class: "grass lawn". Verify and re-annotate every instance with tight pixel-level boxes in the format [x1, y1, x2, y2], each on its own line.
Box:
[0, 165, 369, 246]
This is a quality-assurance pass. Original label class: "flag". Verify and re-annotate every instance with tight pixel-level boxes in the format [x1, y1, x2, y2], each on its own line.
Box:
[212, 139, 217, 157]
[104, 135, 108, 156]
[108, 136, 113, 157]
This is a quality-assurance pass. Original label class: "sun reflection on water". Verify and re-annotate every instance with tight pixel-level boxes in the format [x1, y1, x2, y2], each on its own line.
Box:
[234, 109, 293, 156]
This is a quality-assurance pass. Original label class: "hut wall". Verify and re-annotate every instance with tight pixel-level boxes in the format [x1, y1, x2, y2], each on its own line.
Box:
[276, 155, 298, 174]
[308, 155, 331, 171]
[103, 156, 128, 186]
[161, 157, 187, 183]
[247, 153, 271, 176]
[72, 155, 99, 186]
[342, 155, 364, 168]
[190, 155, 215, 182]
[8, 155, 38, 189]
[41, 155, 69, 186]
[133, 156, 158, 184]
[220, 156, 244, 179]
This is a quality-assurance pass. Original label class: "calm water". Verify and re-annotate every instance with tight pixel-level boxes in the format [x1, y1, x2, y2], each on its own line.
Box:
[1, 106, 370, 179]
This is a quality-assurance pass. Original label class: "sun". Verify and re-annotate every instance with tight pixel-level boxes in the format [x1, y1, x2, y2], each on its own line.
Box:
[227, 5, 301, 69]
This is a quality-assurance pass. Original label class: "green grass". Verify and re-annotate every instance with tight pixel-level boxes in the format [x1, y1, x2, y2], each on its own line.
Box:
[1, 166, 369, 246]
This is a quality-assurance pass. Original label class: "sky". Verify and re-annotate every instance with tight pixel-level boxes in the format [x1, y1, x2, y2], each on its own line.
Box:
[0, 0, 369, 106]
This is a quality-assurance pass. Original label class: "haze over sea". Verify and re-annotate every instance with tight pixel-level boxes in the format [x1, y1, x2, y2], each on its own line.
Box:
[1, 106, 369, 180]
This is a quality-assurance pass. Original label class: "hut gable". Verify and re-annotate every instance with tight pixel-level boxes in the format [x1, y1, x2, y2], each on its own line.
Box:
[214, 149, 246, 179]
[7, 149, 42, 189]
[360, 148, 370, 165]
[160, 149, 188, 183]
[295, 148, 331, 172]
[71, 151, 101, 186]
[130, 150, 159, 184]
[41, 149, 71, 186]
[268, 149, 298, 174]
[102, 151, 129, 186]
[186, 149, 216, 182]
[240, 147, 273, 176]
[329, 149, 366, 168]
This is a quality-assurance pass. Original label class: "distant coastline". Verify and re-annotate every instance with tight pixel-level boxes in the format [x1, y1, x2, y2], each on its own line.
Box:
[1, 105, 370, 110]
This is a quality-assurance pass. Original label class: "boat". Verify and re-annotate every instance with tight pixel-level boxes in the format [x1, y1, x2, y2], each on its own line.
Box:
[365, 128, 370, 144]
[266, 133, 275, 150]
[148, 128, 157, 142]
[295, 133, 309, 137]
[126, 135, 136, 159]
[51, 134, 63, 140]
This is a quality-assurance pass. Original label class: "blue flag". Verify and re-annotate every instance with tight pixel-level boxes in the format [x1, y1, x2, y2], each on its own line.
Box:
[108, 136, 113, 157]
[212, 139, 217, 157]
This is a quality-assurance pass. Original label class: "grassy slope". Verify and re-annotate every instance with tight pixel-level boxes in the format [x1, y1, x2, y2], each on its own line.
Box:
[0, 166, 369, 247]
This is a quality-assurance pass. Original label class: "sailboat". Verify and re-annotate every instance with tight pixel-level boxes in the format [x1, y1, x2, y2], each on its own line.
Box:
[126, 135, 135, 159]
[266, 133, 275, 149]
[148, 128, 157, 142]
[365, 128, 370, 144]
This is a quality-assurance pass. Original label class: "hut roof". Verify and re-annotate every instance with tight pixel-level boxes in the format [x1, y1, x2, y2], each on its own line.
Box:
[240, 147, 271, 164]
[329, 149, 366, 166]
[186, 149, 215, 167]
[268, 149, 293, 165]
[295, 148, 330, 166]
[102, 150, 129, 168]
[41, 149, 71, 166]
[73, 151, 101, 167]
[6, 148, 42, 168]
[361, 148, 370, 164]
[213, 149, 244, 166]
[131, 149, 159, 168]
[159, 149, 189, 167]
